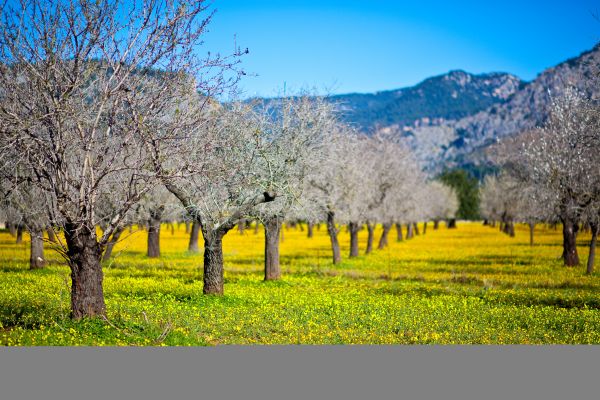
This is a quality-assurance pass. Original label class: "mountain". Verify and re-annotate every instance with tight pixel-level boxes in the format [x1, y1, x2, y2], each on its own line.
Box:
[332, 70, 523, 132]
[384, 45, 600, 175]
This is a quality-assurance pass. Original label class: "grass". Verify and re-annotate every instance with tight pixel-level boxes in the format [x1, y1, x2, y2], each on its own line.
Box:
[0, 221, 599, 345]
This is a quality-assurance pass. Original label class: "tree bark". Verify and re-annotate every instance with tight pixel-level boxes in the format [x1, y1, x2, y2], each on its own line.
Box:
[203, 230, 225, 294]
[528, 222, 535, 246]
[561, 217, 580, 266]
[46, 227, 57, 243]
[447, 219, 457, 229]
[147, 217, 161, 258]
[395, 223, 403, 241]
[16, 225, 23, 244]
[29, 227, 46, 269]
[7, 222, 17, 237]
[326, 211, 341, 264]
[307, 222, 314, 238]
[378, 223, 392, 249]
[102, 226, 124, 262]
[349, 222, 360, 258]
[188, 221, 201, 253]
[64, 225, 105, 319]
[413, 222, 420, 235]
[433, 220, 440, 230]
[238, 218, 245, 234]
[365, 222, 374, 254]
[264, 216, 282, 280]
[587, 222, 598, 275]
[508, 221, 515, 237]
[406, 223, 414, 239]
[423, 222, 427, 234]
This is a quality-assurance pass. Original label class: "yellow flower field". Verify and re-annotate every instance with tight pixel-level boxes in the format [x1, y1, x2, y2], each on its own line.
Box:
[0, 222, 599, 345]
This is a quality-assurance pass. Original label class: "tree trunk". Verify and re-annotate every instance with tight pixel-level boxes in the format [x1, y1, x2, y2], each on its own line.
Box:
[378, 223, 392, 249]
[423, 222, 427, 234]
[561, 217, 580, 266]
[29, 227, 46, 269]
[326, 211, 341, 264]
[406, 223, 414, 239]
[147, 217, 161, 258]
[491, 220, 496, 228]
[307, 222, 314, 238]
[238, 218, 245, 234]
[529, 222, 535, 246]
[188, 221, 201, 253]
[64, 225, 105, 319]
[508, 221, 515, 237]
[413, 222, 420, 235]
[349, 222, 360, 258]
[170, 223, 175, 235]
[264, 216, 282, 280]
[7, 222, 17, 237]
[203, 230, 225, 295]
[46, 227, 57, 243]
[433, 220, 439, 230]
[587, 222, 598, 275]
[102, 227, 123, 262]
[395, 223, 403, 241]
[447, 219, 457, 229]
[365, 222, 374, 254]
[298, 222, 304, 232]
[16, 225, 23, 244]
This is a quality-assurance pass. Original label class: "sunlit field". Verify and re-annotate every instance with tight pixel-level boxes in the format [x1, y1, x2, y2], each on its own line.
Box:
[1, 222, 599, 345]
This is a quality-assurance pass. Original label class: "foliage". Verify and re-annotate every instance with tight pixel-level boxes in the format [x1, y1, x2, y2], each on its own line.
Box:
[438, 169, 480, 220]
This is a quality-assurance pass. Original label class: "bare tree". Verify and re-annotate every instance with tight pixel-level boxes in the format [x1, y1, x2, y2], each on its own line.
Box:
[0, 0, 242, 318]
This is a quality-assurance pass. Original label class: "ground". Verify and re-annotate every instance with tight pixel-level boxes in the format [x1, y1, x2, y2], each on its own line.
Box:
[0, 222, 598, 345]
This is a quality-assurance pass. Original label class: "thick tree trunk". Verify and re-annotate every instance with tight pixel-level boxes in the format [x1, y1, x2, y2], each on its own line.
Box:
[29, 227, 46, 269]
[378, 223, 392, 249]
[528, 222, 535, 246]
[423, 222, 427, 234]
[203, 231, 225, 295]
[395, 223, 403, 241]
[64, 226, 105, 319]
[433, 220, 439, 230]
[188, 221, 201, 253]
[561, 217, 580, 266]
[16, 225, 23, 244]
[102, 227, 123, 262]
[587, 222, 598, 275]
[46, 227, 57, 243]
[413, 222, 420, 235]
[307, 222, 314, 238]
[365, 222, 374, 254]
[326, 211, 341, 264]
[264, 216, 282, 280]
[406, 223, 414, 239]
[447, 219, 457, 229]
[147, 217, 161, 258]
[349, 222, 360, 258]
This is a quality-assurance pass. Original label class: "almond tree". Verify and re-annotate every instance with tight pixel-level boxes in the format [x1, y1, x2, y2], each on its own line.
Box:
[0, 0, 241, 318]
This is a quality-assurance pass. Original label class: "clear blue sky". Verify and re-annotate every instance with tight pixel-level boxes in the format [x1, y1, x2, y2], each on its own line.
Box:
[203, 0, 600, 98]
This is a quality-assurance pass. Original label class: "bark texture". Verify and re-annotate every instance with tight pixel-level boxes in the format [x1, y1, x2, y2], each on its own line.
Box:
[16, 225, 23, 244]
[326, 211, 341, 264]
[188, 221, 201, 253]
[147, 207, 164, 258]
[406, 223, 414, 239]
[29, 227, 46, 269]
[102, 227, 124, 262]
[349, 222, 360, 258]
[395, 223, 403, 241]
[203, 231, 225, 294]
[64, 226, 105, 319]
[307, 222, 314, 238]
[562, 217, 580, 266]
[365, 222, 374, 254]
[264, 216, 282, 280]
[378, 223, 392, 249]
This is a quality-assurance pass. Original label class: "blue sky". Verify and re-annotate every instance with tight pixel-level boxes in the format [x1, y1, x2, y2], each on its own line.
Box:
[203, 0, 600, 98]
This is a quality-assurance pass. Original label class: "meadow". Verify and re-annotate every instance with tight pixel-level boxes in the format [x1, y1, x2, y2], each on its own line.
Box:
[0, 222, 599, 345]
